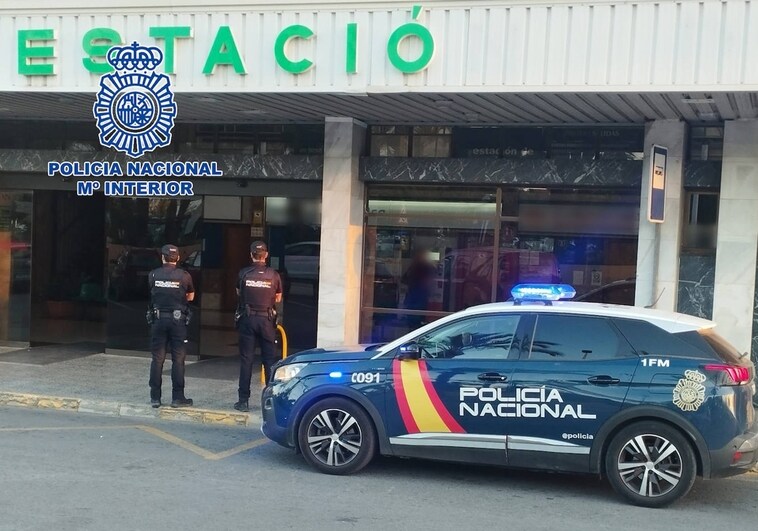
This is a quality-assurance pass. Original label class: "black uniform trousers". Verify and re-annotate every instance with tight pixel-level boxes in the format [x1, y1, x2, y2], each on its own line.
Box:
[238, 313, 278, 400]
[149, 316, 188, 401]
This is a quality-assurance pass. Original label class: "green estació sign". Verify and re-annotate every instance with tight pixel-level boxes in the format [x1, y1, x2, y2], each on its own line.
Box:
[16, 5, 435, 77]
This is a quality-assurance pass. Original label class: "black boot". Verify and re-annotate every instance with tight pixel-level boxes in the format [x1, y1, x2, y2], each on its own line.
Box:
[151, 399, 161, 408]
[233, 400, 249, 412]
[171, 398, 193, 408]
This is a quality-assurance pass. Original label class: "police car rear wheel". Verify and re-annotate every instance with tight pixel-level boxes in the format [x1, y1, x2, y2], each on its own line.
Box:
[298, 398, 377, 475]
[605, 422, 697, 507]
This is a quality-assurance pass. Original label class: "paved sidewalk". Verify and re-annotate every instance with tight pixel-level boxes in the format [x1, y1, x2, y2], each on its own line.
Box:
[0, 349, 262, 426]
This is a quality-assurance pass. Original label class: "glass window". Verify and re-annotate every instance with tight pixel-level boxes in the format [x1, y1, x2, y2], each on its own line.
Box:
[682, 192, 718, 251]
[265, 197, 322, 351]
[597, 128, 644, 160]
[361, 185, 640, 342]
[370, 126, 410, 157]
[500, 188, 639, 305]
[529, 315, 622, 361]
[449, 126, 642, 160]
[412, 126, 452, 157]
[362, 186, 497, 342]
[547, 128, 598, 160]
[612, 318, 708, 358]
[106, 198, 203, 355]
[0, 191, 32, 344]
[689, 126, 724, 161]
[415, 314, 521, 359]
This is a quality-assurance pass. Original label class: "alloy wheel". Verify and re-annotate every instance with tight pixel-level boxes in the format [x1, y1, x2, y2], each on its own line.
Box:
[306, 408, 363, 467]
[617, 434, 683, 497]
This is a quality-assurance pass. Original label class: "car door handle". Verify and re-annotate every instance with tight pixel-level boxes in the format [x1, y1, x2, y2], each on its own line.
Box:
[478, 372, 508, 382]
[587, 375, 621, 386]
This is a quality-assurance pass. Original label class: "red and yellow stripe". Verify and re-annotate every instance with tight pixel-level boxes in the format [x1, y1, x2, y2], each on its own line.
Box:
[393, 359, 465, 434]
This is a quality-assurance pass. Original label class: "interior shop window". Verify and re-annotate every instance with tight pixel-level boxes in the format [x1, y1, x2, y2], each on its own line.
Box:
[370, 126, 410, 157]
[689, 127, 724, 161]
[682, 192, 718, 251]
[361, 186, 497, 342]
[499, 188, 639, 305]
[411, 126, 452, 157]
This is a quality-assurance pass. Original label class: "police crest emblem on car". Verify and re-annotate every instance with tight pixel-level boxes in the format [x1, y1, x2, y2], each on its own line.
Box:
[672, 370, 706, 412]
[93, 42, 177, 158]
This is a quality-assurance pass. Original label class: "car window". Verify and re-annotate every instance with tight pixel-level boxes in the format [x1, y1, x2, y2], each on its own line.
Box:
[612, 318, 711, 359]
[416, 314, 521, 360]
[529, 315, 622, 361]
[285, 245, 306, 256]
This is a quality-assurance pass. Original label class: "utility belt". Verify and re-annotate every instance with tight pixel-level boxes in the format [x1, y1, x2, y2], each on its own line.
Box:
[234, 305, 276, 328]
[147, 307, 191, 325]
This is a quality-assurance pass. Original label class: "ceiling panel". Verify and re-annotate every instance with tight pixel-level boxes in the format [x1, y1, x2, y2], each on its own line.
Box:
[0, 91, 756, 125]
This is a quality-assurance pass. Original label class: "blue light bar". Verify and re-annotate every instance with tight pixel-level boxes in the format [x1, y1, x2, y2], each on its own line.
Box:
[511, 284, 576, 302]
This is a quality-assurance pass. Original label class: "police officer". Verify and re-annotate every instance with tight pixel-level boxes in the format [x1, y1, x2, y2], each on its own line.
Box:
[147, 244, 195, 408]
[234, 240, 283, 412]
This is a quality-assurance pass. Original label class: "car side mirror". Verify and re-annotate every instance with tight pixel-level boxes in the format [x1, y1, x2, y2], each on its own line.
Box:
[397, 342, 421, 360]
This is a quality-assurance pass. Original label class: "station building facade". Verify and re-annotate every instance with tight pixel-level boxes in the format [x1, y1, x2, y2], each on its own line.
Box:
[0, 0, 757, 362]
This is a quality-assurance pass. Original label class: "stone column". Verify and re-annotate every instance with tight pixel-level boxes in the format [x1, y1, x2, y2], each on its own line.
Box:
[635, 120, 686, 311]
[712, 120, 758, 354]
[317, 117, 367, 347]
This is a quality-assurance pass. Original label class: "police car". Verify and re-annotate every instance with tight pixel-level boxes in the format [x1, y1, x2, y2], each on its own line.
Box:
[261, 284, 757, 507]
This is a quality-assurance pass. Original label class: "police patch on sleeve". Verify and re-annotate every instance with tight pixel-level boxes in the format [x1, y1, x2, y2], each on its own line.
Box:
[672, 370, 706, 412]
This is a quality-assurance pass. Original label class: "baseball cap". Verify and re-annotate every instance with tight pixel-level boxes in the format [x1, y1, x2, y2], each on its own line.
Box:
[161, 244, 180, 262]
[250, 241, 268, 254]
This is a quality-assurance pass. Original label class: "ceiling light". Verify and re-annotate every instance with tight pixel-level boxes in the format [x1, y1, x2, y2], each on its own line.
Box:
[682, 97, 715, 104]
[191, 96, 219, 103]
[697, 112, 718, 120]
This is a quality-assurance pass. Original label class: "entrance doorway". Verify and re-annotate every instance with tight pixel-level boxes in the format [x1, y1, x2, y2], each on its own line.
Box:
[197, 196, 322, 357]
[16, 191, 321, 360]
[29, 191, 106, 351]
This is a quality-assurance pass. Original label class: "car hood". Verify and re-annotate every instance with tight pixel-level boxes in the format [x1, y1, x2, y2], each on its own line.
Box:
[283, 344, 384, 363]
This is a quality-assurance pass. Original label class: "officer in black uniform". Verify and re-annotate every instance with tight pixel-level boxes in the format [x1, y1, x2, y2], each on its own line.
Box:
[234, 240, 283, 412]
[147, 244, 195, 408]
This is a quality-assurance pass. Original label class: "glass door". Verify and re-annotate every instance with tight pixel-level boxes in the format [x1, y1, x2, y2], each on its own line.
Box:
[105, 197, 203, 355]
[0, 191, 32, 345]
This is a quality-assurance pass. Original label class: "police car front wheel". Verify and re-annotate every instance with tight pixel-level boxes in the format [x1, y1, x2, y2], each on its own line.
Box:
[297, 398, 377, 475]
[605, 421, 697, 507]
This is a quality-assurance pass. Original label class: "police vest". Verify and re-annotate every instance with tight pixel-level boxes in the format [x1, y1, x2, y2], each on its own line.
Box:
[149, 265, 190, 311]
[238, 265, 278, 311]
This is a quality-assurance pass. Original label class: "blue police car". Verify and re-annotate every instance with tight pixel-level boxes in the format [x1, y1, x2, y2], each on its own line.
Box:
[261, 284, 757, 507]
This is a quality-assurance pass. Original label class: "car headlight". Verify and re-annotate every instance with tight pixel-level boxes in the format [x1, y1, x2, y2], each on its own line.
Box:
[273, 363, 307, 383]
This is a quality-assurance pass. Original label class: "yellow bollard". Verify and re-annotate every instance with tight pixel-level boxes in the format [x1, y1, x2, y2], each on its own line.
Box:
[261, 324, 288, 386]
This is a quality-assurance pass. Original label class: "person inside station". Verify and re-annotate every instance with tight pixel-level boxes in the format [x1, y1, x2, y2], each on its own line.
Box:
[234, 240, 283, 412]
[147, 244, 195, 409]
[401, 247, 437, 328]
